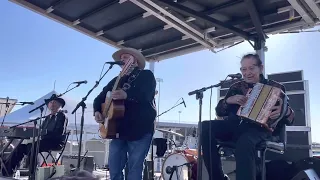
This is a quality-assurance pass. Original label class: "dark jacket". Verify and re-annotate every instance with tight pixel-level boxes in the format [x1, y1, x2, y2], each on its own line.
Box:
[216, 75, 295, 132]
[93, 68, 157, 141]
[41, 111, 68, 143]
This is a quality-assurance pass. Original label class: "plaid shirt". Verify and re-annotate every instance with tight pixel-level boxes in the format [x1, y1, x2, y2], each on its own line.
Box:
[216, 75, 295, 130]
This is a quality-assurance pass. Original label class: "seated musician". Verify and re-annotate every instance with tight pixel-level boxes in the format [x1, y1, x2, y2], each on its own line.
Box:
[201, 54, 295, 180]
[93, 48, 157, 180]
[4, 94, 68, 176]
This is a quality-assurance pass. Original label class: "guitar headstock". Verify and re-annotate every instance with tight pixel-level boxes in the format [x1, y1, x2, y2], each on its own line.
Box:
[119, 59, 136, 77]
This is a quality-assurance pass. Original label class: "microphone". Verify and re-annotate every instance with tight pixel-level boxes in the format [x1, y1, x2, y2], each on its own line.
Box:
[228, 73, 242, 79]
[105, 61, 125, 65]
[182, 98, 186, 108]
[72, 80, 87, 85]
[19, 102, 34, 105]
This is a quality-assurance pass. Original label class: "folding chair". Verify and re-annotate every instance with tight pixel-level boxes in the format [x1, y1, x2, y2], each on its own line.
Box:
[217, 125, 287, 180]
[40, 131, 70, 166]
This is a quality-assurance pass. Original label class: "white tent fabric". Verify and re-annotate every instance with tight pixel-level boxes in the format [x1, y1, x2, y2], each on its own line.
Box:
[0, 91, 97, 126]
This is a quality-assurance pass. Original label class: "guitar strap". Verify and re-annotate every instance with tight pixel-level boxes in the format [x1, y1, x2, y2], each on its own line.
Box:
[121, 69, 157, 110]
[121, 68, 141, 91]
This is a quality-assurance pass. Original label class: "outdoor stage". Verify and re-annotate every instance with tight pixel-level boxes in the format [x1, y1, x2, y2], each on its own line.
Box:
[6, 0, 320, 179]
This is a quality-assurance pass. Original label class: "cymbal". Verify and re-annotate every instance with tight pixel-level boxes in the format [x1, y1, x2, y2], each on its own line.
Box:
[156, 129, 184, 137]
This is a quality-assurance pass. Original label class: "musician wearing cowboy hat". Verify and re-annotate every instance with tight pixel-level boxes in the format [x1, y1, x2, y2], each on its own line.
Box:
[94, 48, 157, 180]
[3, 94, 68, 176]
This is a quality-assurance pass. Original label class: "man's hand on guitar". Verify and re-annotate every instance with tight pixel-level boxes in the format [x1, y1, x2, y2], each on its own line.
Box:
[95, 111, 104, 123]
[112, 90, 127, 100]
[269, 98, 283, 119]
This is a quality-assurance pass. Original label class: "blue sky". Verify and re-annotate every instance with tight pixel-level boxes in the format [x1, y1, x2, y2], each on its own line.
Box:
[1, 1, 320, 142]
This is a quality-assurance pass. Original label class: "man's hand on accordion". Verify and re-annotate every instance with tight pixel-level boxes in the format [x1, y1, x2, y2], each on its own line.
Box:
[226, 95, 248, 106]
[269, 98, 283, 119]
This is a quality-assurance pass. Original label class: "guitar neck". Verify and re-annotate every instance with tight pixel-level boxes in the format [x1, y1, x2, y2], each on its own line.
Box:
[101, 61, 135, 118]
[102, 75, 122, 117]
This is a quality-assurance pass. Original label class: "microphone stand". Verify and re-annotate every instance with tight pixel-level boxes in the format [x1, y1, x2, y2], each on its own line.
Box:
[10, 114, 51, 129]
[150, 100, 184, 179]
[156, 101, 184, 118]
[71, 64, 114, 170]
[27, 82, 82, 179]
[29, 107, 44, 180]
[9, 108, 49, 179]
[188, 78, 238, 180]
[28, 83, 82, 114]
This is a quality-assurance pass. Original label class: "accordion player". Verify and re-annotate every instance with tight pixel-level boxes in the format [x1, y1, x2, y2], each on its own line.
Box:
[237, 83, 289, 130]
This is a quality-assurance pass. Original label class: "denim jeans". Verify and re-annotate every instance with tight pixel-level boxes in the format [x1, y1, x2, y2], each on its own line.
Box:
[108, 133, 152, 180]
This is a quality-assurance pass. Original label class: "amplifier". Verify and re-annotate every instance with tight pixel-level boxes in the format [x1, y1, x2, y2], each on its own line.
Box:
[61, 155, 94, 175]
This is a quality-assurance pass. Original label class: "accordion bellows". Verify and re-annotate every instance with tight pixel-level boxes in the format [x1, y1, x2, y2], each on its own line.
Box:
[237, 83, 285, 126]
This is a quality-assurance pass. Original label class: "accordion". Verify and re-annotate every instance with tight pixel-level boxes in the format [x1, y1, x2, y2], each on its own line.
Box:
[237, 83, 289, 128]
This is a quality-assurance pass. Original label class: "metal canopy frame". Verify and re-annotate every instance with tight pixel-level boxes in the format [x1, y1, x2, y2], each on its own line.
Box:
[9, 0, 320, 63]
[244, 0, 266, 41]
[155, 0, 252, 40]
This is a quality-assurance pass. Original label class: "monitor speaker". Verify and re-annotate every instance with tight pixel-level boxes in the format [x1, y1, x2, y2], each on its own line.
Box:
[61, 155, 94, 175]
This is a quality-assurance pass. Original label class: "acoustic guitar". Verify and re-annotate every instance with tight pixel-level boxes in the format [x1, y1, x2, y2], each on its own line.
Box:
[99, 59, 135, 139]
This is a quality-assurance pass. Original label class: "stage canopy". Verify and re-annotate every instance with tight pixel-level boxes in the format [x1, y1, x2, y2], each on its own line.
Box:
[10, 0, 320, 61]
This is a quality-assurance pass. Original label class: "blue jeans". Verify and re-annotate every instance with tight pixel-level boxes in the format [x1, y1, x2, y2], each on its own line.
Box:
[108, 133, 152, 180]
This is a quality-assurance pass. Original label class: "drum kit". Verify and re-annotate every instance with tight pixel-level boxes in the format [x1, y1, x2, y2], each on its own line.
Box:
[153, 128, 199, 180]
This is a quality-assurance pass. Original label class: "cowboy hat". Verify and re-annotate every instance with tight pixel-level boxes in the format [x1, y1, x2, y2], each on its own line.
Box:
[44, 94, 66, 108]
[112, 48, 146, 69]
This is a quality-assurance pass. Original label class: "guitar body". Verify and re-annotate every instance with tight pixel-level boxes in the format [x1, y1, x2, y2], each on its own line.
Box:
[99, 97, 125, 139]
[98, 59, 135, 139]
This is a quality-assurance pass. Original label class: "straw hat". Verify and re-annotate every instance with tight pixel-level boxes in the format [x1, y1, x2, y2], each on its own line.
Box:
[112, 48, 146, 69]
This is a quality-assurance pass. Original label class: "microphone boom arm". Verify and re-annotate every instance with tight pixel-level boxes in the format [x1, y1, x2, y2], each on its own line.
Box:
[29, 82, 82, 113]
[71, 64, 114, 114]
[188, 78, 238, 96]
[157, 101, 184, 118]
